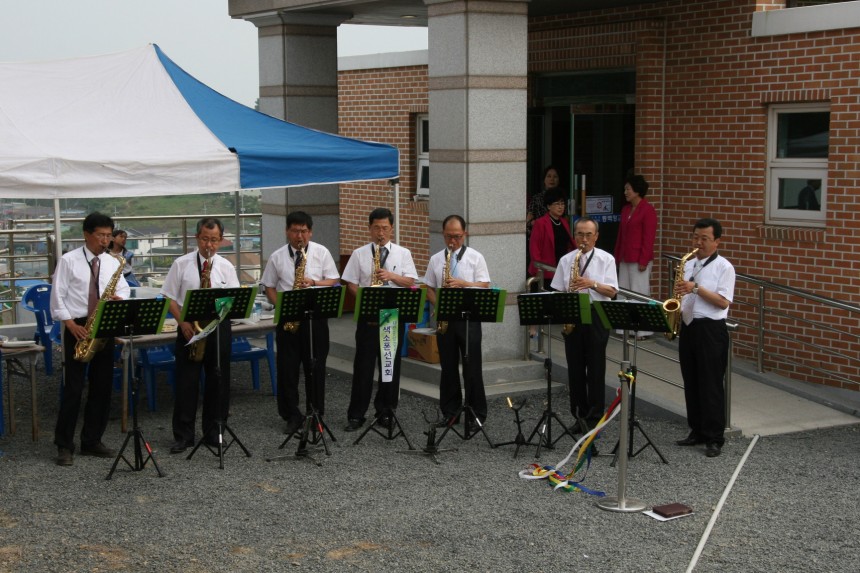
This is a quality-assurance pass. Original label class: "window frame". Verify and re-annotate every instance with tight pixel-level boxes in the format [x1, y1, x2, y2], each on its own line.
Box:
[765, 103, 829, 227]
[416, 114, 429, 196]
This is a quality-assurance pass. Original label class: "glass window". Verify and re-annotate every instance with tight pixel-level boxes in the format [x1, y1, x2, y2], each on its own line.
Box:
[766, 104, 829, 226]
[416, 114, 429, 196]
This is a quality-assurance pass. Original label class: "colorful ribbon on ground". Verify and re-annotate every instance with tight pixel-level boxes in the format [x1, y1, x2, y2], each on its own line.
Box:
[518, 370, 635, 496]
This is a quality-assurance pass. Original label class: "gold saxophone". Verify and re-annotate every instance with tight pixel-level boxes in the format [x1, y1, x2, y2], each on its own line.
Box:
[663, 248, 699, 341]
[436, 245, 453, 334]
[284, 245, 307, 333]
[370, 240, 383, 287]
[188, 252, 213, 362]
[562, 246, 584, 335]
[74, 253, 126, 363]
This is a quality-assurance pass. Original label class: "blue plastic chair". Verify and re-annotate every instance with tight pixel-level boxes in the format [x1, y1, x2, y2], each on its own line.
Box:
[136, 345, 176, 411]
[21, 283, 58, 375]
[230, 333, 275, 394]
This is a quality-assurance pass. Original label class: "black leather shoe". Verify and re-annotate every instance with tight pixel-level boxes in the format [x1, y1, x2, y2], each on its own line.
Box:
[344, 419, 364, 432]
[705, 443, 722, 457]
[377, 414, 392, 428]
[80, 442, 115, 458]
[56, 448, 73, 466]
[676, 434, 702, 446]
[435, 416, 459, 428]
[465, 419, 480, 435]
[169, 440, 192, 454]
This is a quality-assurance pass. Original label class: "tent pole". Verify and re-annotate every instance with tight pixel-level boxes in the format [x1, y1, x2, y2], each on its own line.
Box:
[53, 198, 62, 271]
[234, 191, 241, 279]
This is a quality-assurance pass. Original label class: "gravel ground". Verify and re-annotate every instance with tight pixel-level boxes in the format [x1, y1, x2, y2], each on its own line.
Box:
[1, 363, 858, 573]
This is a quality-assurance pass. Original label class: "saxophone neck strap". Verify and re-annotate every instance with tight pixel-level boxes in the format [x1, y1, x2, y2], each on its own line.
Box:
[687, 252, 718, 281]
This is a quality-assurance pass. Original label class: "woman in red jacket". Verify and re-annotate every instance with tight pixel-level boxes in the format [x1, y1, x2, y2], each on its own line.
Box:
[528, 187, 575, 288]
[614, 174, 658, 338]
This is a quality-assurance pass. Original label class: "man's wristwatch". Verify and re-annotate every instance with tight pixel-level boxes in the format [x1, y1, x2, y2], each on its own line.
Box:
[692, 283, 699, 295]
[593, 282, 598, 290]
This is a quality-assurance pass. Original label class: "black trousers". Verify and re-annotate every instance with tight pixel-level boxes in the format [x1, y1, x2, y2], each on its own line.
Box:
[172, 321, 232, 444]
[563, 319, 609, 422]
[54, 318, 114, 452]
[275, 318, 329, 424]
[347, 321, 405, 421]
[438, 321, 486, 421]
[678, 318, 728, 445]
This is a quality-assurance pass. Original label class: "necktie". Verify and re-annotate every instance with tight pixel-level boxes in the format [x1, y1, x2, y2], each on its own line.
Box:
[379, 246, 389, 269]
[295, 250, 304, 269]
[88, 256, 100, 314]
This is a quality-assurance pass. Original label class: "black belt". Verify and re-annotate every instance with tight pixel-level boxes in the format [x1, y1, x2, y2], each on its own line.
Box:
[689, 318, 726, 324]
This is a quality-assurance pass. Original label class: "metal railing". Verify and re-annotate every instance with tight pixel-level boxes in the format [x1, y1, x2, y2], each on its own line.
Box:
[0, 212, 263, 324]
[664, 254, 860, 388]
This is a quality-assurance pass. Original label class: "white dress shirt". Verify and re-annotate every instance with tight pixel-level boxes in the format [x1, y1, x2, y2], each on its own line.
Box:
[261, 241, 340, 291]
[551, 247, 618, 302]
[51, 246, 130, 321]
[341, 241, 418, 287]
[161, 251, 240, 311]
[423, 246, 491, 288]
[681, 254, 735, 325]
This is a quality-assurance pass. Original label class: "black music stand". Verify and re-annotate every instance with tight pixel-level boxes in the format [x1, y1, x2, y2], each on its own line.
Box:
[101, 297, 170, 480]
[183, 286, 256, 469]
[495, 397, 530, 459]
[593, 300, 671, 465]
[433, 287, 506, 449]
[517, 291, 591, 458]
[352, 286, 425, 449]
[266, 286, 345, 465]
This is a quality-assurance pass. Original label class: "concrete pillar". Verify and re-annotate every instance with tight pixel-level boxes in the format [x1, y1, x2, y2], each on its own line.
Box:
[425, 0, 529, 360]
[246, 12, 346, 262]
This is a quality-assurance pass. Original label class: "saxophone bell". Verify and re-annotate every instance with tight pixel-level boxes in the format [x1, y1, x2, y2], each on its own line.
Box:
[562, 245, 585, 336]
[663, 248, 699, 341]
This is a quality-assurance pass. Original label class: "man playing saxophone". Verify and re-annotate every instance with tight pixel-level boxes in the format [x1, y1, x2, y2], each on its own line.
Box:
[161, 217, 240, 454]
[51, 212, 130, 466]
[341, 207, 417, 432]
[551, 216, 618, 430]
[261, 211, 340, 435]
[674, 218, 735, 458]
[423, 215, 490, 432]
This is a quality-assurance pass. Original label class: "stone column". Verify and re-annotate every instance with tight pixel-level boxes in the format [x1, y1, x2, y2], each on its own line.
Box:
[247, 12, 346, 261]
[425, 0, 530, 360]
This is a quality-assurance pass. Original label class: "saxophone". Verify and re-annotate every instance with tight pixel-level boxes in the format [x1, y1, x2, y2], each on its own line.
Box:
[74, 253, 126, 362]
[187, 252, 213, 362]
[561, 246, 584, 335]
[370, 240, 384, 287]
[283, 245, 307, 333]
[662, 248, 699, 341]
[436, 246, 453, 334]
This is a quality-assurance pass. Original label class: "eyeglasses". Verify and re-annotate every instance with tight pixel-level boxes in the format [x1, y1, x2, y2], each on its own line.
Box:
[550, 200, 566, 207]
[575, 232, 595, 238]
[89, 232, 112, 240]
[288, 228, 310, 235]
[444, 234, 464, 241]
[198, 236, 222, 244]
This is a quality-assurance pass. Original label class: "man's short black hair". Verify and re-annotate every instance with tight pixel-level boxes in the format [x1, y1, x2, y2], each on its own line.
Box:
[196, 217, 224, 236]
[442, 214, 466, 230]
[694, 217, 722, 239]
[287, 211, 313, 230]
[368, 207, 394, 226]
[83, 212, 114, 233]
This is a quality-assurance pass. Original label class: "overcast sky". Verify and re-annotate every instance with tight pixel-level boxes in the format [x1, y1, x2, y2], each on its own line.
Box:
[0, 0, 427, 108]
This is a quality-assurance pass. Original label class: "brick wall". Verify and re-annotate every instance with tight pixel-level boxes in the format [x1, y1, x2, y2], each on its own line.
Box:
[337, 65, 431, 271]
[336, 1, 859, 390]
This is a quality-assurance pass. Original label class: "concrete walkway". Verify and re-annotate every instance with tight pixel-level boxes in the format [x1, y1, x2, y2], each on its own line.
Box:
[326, 315, 859, 438]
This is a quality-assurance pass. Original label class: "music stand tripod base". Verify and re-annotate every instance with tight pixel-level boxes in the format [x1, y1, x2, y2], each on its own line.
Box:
[596, 496, 647, 513]
[354, 410, 414, 449]
[400, 421, 456, 464]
